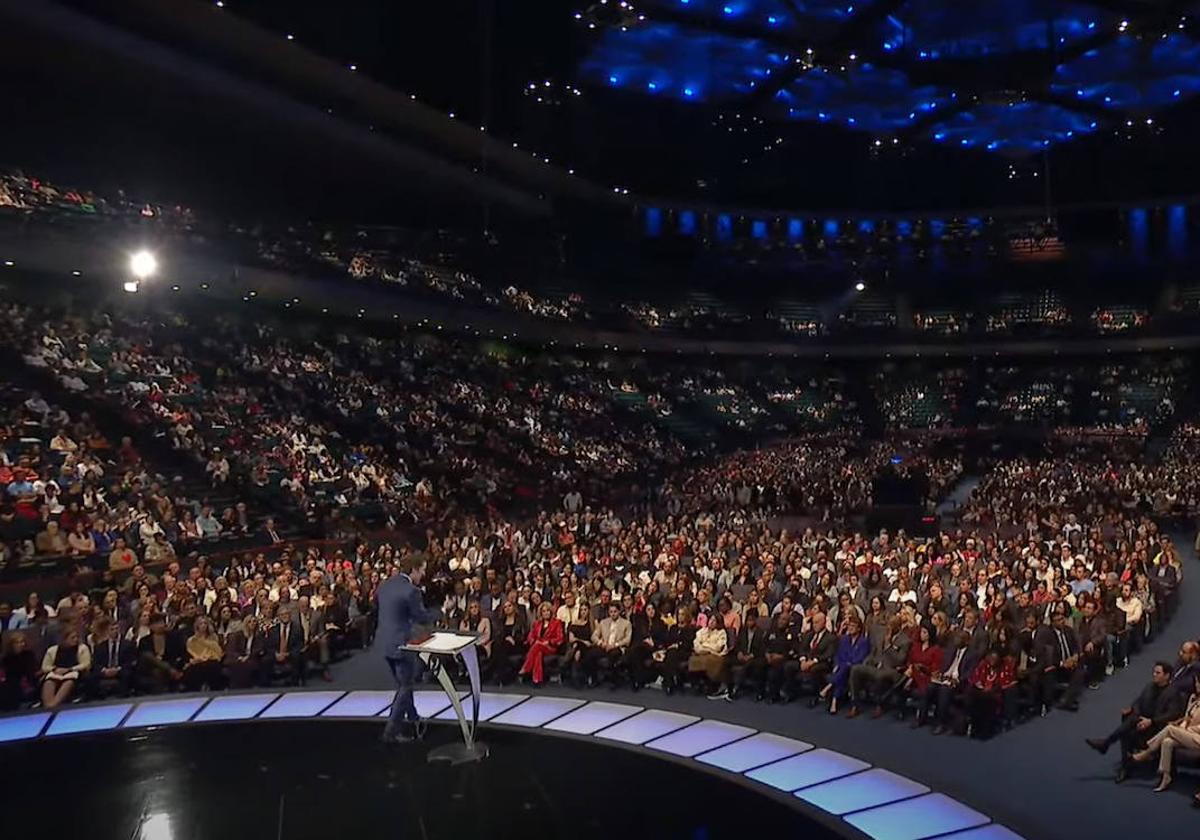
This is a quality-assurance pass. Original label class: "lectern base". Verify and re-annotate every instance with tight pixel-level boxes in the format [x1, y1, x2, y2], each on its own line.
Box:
[427, 741, 489, 765]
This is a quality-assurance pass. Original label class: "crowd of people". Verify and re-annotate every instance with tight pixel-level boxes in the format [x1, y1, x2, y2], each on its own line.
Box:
[0, 286, 1198, 815]
[420, 440, 1192, 736]
[0, 379, 253, 573]
[7, 168, 1200, 346]
[0, 541, 377, 709]
[0, 299, 989, 538]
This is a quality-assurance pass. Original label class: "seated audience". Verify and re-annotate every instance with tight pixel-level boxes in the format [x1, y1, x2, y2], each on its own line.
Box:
[847, 614, 911, 719]
[688, 611, 730, 698]
[267, 606, 305, 685]
[40, 625, 90, 708]
[585, 603, 631, 689]
[821, 615, 870, 714]
[1, 632, 40, 710]
[136, 614, 184, 693]
[1086, 661, 1185, 781]
[520, 602, 563, 685]
[183, 615, 225, 691]
[88, 617, 134, 698]
[224, 616, 267, 688]
[1129, 673, 1200, 795]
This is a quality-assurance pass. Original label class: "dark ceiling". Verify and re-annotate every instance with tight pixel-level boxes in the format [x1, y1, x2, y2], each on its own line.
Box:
[3, 0, 1200, 221]
[200, 0, 1200, 212]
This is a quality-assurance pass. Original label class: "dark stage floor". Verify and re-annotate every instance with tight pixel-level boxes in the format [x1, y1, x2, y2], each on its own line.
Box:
[6, 721, 842, 840]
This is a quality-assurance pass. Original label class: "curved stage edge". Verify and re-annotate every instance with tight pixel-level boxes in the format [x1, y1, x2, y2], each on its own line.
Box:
[0, 689, 1024, 840]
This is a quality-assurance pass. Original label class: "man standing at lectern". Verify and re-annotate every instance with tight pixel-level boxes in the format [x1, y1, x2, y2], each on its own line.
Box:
[379, 552, 438, 743]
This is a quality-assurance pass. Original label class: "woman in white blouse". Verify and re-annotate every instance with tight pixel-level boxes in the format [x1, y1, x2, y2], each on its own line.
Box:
[41, 626, 91, 708]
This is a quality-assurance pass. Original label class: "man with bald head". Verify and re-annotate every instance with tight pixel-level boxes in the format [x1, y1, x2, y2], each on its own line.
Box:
[1168, 641, 1199, 696]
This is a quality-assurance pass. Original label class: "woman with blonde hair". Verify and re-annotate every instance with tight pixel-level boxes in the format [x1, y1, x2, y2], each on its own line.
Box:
[183, 615, 225, 691]
[41, 625, 91, 708]
[519, 601, 563, 685]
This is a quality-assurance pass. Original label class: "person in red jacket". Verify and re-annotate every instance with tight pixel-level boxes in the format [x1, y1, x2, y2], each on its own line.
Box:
[906, 622, 943, 728]
[966, 646, 1018, 738]
[520, 601, 564, 685]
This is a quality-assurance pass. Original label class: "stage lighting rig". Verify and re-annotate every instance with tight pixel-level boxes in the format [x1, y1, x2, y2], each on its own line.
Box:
[579, 1, 643, 33]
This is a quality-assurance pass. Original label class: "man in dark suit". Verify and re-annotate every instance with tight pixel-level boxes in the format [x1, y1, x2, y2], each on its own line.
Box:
[1017, 612, 1047, 716]
[263, 517, 283, 544]
[961, 609, 990, 659]
[1039, 607, 1088, 711]
[848, 615, 912, 718]
[267, 606, 305, 685]
[762, 612, 798, 703]
[728, 614, 766, 699]
[1150, 559, 1177, 619]
[1076, 599, 1109, 689]
[224, 616, 268, 688]
[1086, 661, 1186, 781]
[378, 553, 437, 743]
[480, 581, 506, 618]
[797, 612, 837, 701]
[920, 630, 979, 736]
[87, 618, 134, 698]
[295, 595, 332, 682]
[1166, 641, 1199, 697]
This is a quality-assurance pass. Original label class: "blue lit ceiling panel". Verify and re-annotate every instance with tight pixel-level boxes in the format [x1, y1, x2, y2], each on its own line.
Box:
[581, 23, 786, 102]
[927, 102, 1098, 153]
[778, 0, 871, 20]
[881, 0, 1107, 59]
[1052, 34, 1200, 110]
[651, 0, 872, 33]
[776, 66, 954, 132]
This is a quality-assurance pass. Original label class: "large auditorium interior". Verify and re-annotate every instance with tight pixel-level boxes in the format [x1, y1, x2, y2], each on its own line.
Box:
[3, 2, 1200, 839]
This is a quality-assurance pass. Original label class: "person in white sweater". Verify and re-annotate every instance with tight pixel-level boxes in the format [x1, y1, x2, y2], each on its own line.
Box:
[689, 612, 731, 698]
[41, 626, 91, 708]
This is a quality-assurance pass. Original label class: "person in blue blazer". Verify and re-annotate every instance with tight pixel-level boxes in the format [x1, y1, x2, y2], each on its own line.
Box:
[821, 614, 871, 714]
[378, 552, 438, 743]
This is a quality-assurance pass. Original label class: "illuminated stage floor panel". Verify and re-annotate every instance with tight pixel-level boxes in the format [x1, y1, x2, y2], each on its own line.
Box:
[745, 747, 871, 792]
[433, 691, 529, 722]
[845, 792, 990, 840]
[645, 718, 756, 757]
[371, 689, 462, 719]
[796, 767, 930, 815]
[192, 692, 278, 722]
[696, 730, 814, 771]
[490, 695, 585, 727]
[122, 697, 208, 728]
[0, 711, 50, 742]
[321, 690, 397, 718]
[45, 702, 133, 736]
[0, 690, 1025, 840]
[594, 708, 700, 744]
[542, 700, 644, 734]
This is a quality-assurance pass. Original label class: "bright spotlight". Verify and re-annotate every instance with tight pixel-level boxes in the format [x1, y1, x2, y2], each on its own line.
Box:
[123, 281, 140, 294]
[854, 281, 866, 292]
[139, 813, 173, 840]
[130, 250, 157, 280]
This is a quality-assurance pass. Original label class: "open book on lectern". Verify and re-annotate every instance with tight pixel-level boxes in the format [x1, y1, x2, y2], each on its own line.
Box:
[405, 631, 478, 654]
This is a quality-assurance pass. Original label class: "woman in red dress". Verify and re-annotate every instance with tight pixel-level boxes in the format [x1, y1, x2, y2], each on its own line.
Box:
[520, 601, 564, 685]
[906, 622, 943, 728]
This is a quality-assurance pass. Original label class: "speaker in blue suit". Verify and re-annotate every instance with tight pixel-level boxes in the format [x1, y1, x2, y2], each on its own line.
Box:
[378, 553, 437, 742]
